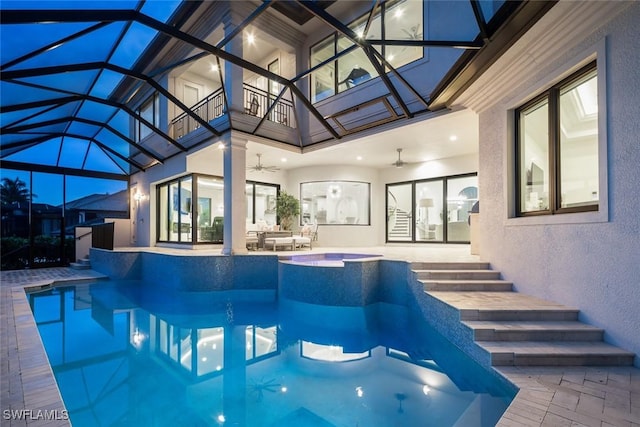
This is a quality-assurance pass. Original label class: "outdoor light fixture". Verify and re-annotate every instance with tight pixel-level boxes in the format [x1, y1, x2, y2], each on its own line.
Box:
[133, 192, 146, 202]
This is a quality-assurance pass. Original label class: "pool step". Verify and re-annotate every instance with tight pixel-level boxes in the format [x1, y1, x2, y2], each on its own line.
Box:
[421, 279, 513, 292]
[414, 269, 501, 280]
[70, 257, 91, 270]
[463, 320, 604, 341]
[481, 341, 635, 366]
[413, 261, 635, 367]
[411, 261, 490, 271]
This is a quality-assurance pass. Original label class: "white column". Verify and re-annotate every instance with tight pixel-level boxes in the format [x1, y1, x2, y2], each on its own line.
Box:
[222, 133, 248, 255]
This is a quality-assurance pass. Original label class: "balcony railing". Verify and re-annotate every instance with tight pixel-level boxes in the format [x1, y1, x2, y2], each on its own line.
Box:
[170, 85, 296, 139]
[243, 84, 295, 128]
[171, 88, 225, 139]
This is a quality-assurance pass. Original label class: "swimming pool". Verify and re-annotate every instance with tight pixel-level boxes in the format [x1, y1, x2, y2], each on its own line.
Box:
[29, 281, 515, 426]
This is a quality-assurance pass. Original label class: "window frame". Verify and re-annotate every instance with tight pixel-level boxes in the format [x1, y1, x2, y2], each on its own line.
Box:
[309, 0, 423, 103]
[135, 92, 159, 143]
[515, 61, 599, 217]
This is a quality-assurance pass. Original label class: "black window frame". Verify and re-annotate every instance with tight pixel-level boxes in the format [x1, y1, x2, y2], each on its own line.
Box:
[135, 92, 159, 143]
[515, 61, 598, 217]
[309, 0, 423, 103]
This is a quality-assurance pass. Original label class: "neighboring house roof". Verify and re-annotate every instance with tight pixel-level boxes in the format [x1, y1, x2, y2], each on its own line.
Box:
[63, 189, 128, 212]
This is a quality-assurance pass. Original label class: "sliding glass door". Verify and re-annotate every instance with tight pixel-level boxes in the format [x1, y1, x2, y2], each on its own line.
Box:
[386, 174, 477, 243]
[415, 180, 444, 242]
[386, 182, 413, 242]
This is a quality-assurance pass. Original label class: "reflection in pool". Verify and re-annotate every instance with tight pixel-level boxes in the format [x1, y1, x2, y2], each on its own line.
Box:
[29, 281, 515, 427]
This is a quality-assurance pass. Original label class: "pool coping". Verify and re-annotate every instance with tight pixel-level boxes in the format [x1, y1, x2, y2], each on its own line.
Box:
[2, 269, 639, 426]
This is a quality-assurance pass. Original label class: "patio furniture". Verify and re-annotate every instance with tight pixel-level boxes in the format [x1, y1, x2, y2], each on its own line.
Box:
[263, 236, 295, 251]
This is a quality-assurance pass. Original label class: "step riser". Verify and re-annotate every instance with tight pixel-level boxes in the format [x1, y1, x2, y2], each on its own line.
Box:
[417, 271, 501, 280]
[423, 282, 513, 292]
[461, 310, 579, 321]
[491, 354, 634, 367]
[70, 263, 91, 270]
[475, 330, 604, 341]
[411, 262, 490, 270]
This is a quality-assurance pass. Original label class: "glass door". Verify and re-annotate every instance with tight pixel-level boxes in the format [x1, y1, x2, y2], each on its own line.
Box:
[386, 183, 413, 242]
[415, 180, 444, 242]
[445, 176, 478, 242]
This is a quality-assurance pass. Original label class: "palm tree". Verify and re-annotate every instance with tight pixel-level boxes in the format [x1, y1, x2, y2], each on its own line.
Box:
[1, 177, 31, 207]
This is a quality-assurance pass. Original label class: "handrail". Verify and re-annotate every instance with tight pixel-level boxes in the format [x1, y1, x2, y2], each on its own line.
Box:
[170, 87, 225, 139]
[76, 230, 93, 240]
[243, 83, 295, 128]
[172, 87, 225, 123]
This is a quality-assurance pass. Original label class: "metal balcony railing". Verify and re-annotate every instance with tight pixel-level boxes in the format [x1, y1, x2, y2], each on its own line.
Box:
[170, 88, 225, 139]
[169, 84, 295, 139]
[243, 84, 295, 128]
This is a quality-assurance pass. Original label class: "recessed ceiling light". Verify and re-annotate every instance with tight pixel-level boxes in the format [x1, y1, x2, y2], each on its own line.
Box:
[218, 143, 225, 150]
[247, 33, 256, 45]
[281, 157, 287, 162]
[394, 9, 403, 18]
[449, 135, 458, 141]
[210, 64, 219, 72]
[387, 54, 395, 61]
[356, 156, 363, 161]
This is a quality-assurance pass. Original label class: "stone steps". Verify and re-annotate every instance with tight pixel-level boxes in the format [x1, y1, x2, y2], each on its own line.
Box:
[70, 257, 91, 270]
[415, 269, 501, 280]
[481, 341, 635, 366]
[412, 262, 636, 367]
[463, 320, 604, 341]
[421, 279, 513, 292]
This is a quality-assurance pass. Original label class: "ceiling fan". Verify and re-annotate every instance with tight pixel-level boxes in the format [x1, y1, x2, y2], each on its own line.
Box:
[392, 148, 408, 168]
[248, 153, 280, 172]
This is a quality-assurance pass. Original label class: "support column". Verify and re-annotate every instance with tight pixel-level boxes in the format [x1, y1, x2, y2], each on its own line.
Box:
[222, 133, 248, 255]
[223, 7, 245, 115]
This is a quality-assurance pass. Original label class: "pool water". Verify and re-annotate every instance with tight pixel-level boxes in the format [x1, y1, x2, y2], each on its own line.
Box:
[29, 281, 515, 427]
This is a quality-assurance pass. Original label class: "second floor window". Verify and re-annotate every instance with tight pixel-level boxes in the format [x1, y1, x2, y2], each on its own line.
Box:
[310, 0, 423, 103]
[516, 62, 599, 216]
[136, 93, 159, 142]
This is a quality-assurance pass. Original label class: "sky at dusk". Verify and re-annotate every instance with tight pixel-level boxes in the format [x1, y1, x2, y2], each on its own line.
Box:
[1, 168, 127, 206]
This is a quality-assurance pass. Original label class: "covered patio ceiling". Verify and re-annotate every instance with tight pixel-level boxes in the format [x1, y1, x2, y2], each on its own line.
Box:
[0, 0, 555, 179]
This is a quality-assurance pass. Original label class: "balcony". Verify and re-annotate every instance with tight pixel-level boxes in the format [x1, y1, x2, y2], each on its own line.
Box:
[243, 84, 296, 128]
[170, 88, 225, 139]
[170, 84, 296, 140]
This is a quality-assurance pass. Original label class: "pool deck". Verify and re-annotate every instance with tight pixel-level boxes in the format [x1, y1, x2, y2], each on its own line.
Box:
[1, 245, 639, 426]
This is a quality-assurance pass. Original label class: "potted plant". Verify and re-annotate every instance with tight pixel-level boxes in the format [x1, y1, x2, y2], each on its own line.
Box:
[276, 191, 300, 231]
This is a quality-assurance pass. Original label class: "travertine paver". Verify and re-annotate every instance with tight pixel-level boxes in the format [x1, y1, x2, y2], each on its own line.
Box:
[1, 251, 639, 427]
[1, 267, 105, 426]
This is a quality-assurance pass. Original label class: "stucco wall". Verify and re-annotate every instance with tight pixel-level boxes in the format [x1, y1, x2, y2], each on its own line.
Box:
[477, 4, 640, 364]
[286, 164, 383, 246]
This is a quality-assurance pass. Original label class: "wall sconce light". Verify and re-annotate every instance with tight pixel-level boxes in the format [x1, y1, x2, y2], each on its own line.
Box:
[133, 192, 146, 202]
